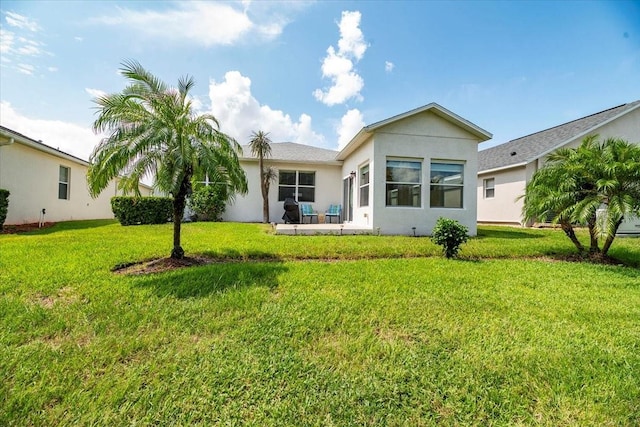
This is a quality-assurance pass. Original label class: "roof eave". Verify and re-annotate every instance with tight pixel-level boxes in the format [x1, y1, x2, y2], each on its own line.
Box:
[0, 127, 91, 166]
[336, 103, 492, 160]
[240, 157, 343, 167]
[478, 162, 528, 175]
[336, 127, 371, 160]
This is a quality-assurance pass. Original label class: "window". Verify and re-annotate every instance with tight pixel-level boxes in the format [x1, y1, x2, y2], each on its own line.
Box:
[58, 166, 70, 200]
[278, 170, 315, 202]
[386, 159, 422, 207]
[359, 163, 370, 207]
[430, 162, 464, 208]
[484, 178, 495, 199]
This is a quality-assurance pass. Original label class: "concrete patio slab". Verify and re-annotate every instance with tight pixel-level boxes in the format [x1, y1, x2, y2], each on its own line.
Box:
[275, 223, 374, 235]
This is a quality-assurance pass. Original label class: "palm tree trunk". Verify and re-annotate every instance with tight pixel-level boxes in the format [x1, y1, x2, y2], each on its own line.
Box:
[587, 214, 599, 253]
[560, 221, 584, 253]
[601, 217, 624, 256]
[170, 175, 191, 259]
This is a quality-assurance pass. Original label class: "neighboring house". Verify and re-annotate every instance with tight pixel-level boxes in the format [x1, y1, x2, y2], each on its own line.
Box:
[0, 125, 153, 225]
[477, 100, 640, 234]
[226, 103, 492, 235]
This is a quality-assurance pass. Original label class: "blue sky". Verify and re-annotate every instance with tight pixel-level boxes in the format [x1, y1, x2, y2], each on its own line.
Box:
[1, 1, 638, 161]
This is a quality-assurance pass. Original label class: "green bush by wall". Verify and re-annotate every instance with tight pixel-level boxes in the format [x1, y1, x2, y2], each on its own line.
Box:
[111, 196, 173, 226]
[0, 189, 9, 230]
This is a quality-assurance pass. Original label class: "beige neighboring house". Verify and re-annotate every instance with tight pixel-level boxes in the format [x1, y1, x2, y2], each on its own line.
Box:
[477, 100, 640, 234]
[0, 125, 154, 225]
[227, 103, 492, 235]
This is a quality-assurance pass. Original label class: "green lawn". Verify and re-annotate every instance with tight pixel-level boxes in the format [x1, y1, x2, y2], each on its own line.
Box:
[1, 221, 639, 425]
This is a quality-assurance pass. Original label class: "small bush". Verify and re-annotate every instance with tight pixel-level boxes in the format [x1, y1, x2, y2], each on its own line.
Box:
[111, 196, 173, 226]
[431, 217, 469, 259]
[188, 185, 227, 222]
[0, 189, 9, 230]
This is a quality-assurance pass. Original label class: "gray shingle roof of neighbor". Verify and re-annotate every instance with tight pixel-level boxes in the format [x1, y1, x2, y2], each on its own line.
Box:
[478, 100, 640, 173]
[240, 142, 340, 164]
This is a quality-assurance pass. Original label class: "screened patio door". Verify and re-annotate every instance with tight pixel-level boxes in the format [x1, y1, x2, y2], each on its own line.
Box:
[342, 176, 354, 222]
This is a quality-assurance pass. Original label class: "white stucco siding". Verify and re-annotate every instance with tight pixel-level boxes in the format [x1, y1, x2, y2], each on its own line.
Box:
[340, 138, 374, 227]
[223, 160, 342, 223]
[0, 142, 127, 224]
[370, 111, 482, 236]
[477, 166, 526, 224]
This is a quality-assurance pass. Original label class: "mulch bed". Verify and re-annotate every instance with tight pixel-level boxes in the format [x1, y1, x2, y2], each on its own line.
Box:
[1, 222, 56, 234]
[111, 256, 213, 275]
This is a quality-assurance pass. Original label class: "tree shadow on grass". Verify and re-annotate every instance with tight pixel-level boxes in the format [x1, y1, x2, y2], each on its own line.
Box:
[476, 228, 544, 239]
[130, 258, 288, 299]
[15, 219, 118, 235]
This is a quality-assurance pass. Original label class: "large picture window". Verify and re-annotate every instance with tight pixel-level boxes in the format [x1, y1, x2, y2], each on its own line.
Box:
[430, 162, 464, 208]
[278, 170, 315, 202]
[386, 159, 422, 207]
[359, 163, 370, 207]
[58, 165, 70, 200]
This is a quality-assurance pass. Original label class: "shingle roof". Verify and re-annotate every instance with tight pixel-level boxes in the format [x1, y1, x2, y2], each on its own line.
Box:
[478, 100, 640, 172]
[240, 142, 340, 164]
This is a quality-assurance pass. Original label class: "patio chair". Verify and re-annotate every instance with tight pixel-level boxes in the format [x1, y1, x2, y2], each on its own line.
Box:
[300, 203, 318, 224]
[325, 204, 342, 223]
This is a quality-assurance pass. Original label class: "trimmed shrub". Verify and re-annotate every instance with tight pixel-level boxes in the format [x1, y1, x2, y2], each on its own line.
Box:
[431, 217, 469, 259]
[188, 185, 227, 222]
[111, 196, 173, 226]
[0, 189, 9, 230]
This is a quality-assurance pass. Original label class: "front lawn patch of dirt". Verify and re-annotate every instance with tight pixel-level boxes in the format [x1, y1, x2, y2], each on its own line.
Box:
[112, 256, 212, 275]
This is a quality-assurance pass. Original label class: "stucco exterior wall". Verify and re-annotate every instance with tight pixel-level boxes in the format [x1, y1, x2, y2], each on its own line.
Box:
[340, 138, 374, 227]
[0, 142, 151, 225]
[477, 166, 526, 224]
[370, 111, 482, 236]
[223, 160, 343, 223]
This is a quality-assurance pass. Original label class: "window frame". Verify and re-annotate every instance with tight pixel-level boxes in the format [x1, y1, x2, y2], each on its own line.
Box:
[277, 170, 316, 202]
[483, 177, 495, 199]
[385, 158, 422, 208]
[429, 161, 464, 209]
[58, 165, 70, 200]
[359, 163, 370, 207]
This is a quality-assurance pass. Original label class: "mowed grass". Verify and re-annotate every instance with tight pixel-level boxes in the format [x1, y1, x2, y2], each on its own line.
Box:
[1, 221, 639, 425]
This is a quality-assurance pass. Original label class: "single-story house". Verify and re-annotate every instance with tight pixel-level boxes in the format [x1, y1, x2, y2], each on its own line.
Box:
[225, 103, 492, 235]
[477, 100, 640, 234]
[0, 125, 153, 225]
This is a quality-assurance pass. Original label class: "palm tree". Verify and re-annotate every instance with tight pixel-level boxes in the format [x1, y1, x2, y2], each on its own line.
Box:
[249, 130, 274, 223]
[88, 60, 247, 259]
[522, 135, 640, 257]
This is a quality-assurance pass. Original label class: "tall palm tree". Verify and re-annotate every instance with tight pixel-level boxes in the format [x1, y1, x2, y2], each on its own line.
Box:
[249, 130, 274, 223]
[88, 60, 247, 259]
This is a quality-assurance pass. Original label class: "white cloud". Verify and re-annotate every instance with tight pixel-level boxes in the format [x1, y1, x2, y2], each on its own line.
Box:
[85, 88, 107, 99]
[1, 14, 50, 75]
[385, 61, 394, 73]
[208, 70, 325, 147]
[337, 11, 367, 60]
[337, 108, 365, 150]
[47, 66, 58, 72]
[92, 1, 291, 47]
[314, 11, 368, 106]
[0, 28, 14, 54]
[74, 36, 83, 42]
[0, 101, 101, 161]
[5, 12, 41, 32]
[16, 63, 34, 75]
